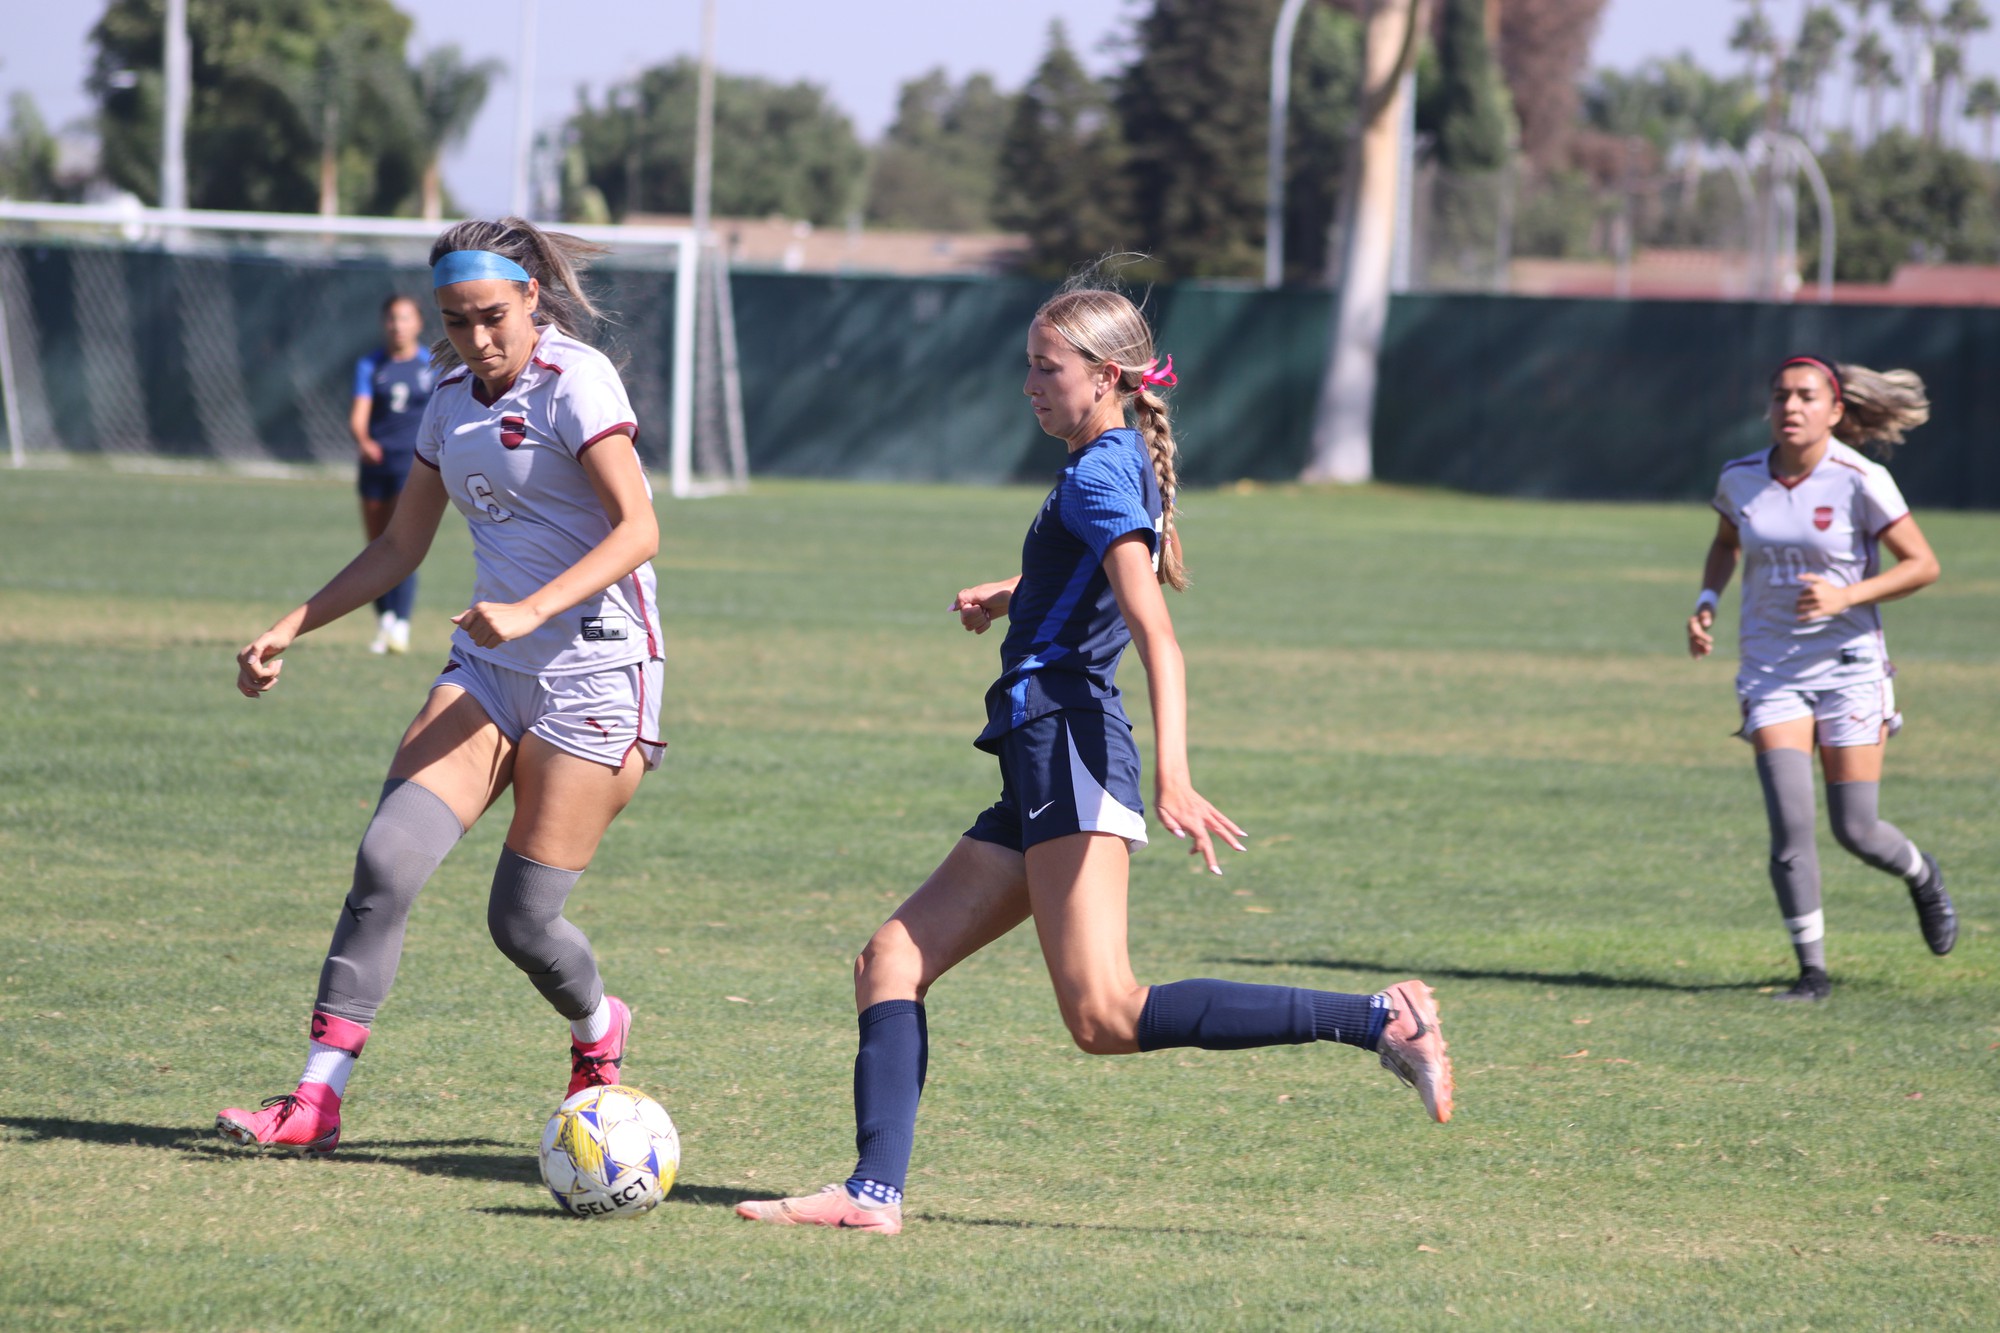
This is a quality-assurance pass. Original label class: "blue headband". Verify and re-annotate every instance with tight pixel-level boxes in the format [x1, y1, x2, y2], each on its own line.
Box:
[432, 249, 532, 288]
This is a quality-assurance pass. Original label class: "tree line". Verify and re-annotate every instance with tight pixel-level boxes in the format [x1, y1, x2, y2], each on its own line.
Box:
[5, 0, 1999, 285]
[561, 0, 1531, 283]
[8, 0, 496, 219]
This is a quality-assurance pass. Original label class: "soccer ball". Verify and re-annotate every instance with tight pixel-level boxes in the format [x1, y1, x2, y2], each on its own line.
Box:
[539, 1084, 680, 1218]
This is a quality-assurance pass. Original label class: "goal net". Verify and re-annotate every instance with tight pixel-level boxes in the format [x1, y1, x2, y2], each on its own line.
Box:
[0, 201, 747, 499]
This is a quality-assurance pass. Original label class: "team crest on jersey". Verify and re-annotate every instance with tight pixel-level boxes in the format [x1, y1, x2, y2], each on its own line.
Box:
[1813, 505, 1834, 531]
[501, 415, 527, 449]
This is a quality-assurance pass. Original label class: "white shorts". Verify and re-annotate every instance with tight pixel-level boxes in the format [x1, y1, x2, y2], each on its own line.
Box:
[433, 650, 666, 771]
[1738, 676, 1900, 749]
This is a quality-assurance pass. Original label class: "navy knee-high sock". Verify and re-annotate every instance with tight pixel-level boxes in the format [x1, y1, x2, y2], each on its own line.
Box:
[846, 999, 926, 1206]
[1137, 979, 1386, 1052]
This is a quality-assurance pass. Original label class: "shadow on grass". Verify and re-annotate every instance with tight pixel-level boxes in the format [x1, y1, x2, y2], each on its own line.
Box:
[1213, 957, 1769, 994]
[476, 1183, 762, 1219]
[0, 1116, 537, 1184]
[915, 1212, 1312, 1242]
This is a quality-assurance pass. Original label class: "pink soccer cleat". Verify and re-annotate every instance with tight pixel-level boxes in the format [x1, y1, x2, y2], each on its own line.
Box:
[735, 1184, 904, 1235]
[1376, 979, 1453, 1124]
[216, 1082, 343, 1156]
[568, 995, 632, 1098]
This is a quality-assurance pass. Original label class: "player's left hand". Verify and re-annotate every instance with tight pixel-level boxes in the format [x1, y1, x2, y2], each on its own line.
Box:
[1155, 779, 1248, 875]
[1795, 572, 1851, 622]
[452, 600, 543, 648]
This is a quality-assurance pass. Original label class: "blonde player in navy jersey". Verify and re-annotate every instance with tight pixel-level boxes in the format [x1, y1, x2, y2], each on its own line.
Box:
[348, 293, 434, 654]
[216, 217, 665, 1154]
[1689, 356, 1954, 1003]
[737, 282, 1452, 1236]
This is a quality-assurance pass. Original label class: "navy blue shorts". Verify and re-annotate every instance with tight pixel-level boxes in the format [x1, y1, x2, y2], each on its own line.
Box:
[358, 452, 414, 502]
[965, 710, 1149, 853]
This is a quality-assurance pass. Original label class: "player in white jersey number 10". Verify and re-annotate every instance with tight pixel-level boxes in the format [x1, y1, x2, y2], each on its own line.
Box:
[1688, 356, 1955, 1003]
[216, 217, 667, 1154]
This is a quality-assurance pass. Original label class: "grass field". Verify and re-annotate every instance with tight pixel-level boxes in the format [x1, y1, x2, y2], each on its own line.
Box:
[2, 466, 1997, 1331]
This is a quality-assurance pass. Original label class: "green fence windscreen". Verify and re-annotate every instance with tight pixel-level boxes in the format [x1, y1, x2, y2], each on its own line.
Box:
[6, 240, 1995, 508]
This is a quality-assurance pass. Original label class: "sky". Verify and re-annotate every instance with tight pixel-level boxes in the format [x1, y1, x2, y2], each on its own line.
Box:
[7, 1, 2000, 217]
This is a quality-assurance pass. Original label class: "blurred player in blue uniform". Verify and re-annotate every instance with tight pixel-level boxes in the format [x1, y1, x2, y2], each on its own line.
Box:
[739, 282, 1453, 1236]
[348, 294, 434, 654]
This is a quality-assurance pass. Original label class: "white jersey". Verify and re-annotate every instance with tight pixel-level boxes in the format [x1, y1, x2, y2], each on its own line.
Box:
[1712, 440, 1909, 691]
[415, 327, 661, 676]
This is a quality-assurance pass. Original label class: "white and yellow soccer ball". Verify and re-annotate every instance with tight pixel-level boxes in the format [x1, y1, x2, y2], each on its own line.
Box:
[539, 1084, 680, 1218]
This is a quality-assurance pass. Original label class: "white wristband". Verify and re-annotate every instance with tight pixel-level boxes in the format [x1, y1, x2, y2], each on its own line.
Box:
[1694, 589, 1719, 615]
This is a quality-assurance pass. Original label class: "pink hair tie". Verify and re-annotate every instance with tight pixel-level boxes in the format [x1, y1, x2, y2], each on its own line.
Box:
[1139, 354, 1177, 388]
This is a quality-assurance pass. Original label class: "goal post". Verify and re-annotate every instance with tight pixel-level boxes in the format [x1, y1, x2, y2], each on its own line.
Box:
[0, 200, 746, 497]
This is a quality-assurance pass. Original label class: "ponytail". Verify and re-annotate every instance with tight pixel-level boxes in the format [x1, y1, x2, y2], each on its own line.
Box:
[1130, 386, 1189, 591]
[1831, 363, 1930, 461]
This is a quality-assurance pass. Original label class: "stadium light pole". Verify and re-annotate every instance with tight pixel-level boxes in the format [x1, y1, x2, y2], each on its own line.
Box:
[692, 0, 718, 241]
[511, 0, 538, 217]
[161, 0, 190, 213]
[1263, 0, 1311, 290]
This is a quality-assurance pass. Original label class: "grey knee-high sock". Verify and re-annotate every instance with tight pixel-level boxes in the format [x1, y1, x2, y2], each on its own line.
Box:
[316, 779, 467, 1024]
[488, 846, 602, 1021]
[1827, 781, 1926, 883]
[1755, 749, 1826, 972]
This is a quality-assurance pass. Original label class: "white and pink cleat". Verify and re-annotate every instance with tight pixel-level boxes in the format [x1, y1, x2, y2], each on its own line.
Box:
[1375, 979, 1453, 1124]
[736, 1184, 904, 1235]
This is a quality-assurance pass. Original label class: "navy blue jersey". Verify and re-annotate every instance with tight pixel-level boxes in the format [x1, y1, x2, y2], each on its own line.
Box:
[977, 428, 1163, 752]
[354, 346, 435, 456]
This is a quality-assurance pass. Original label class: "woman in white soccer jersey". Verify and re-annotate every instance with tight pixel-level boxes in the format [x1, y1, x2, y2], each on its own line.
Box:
[217, 217, 665, 1154]
[348, 293, 434, 655]
[1688, 355, 1954, 1002]
[737, 282, 1452, 1237]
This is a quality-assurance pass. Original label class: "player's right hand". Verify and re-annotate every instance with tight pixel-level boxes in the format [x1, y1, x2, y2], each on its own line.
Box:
[237, 631, 290, 698]
[950, 582, 1011, 634]
[358, 438, 384, 466]
[1686, 608, 1715, 659]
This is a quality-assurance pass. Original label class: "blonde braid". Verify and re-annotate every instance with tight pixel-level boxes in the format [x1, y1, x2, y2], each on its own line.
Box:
[1131, 385, 1188, 591]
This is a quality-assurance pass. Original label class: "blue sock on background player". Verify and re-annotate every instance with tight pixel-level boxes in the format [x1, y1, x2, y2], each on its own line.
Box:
[1138, 979, 1387, 1051]
[846, 999, 927, 1208]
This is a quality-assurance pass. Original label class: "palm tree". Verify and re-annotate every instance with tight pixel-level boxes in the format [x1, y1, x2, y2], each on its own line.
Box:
[1934, 0, 1991, 142]
[1929, 41, 1966, 140]
[411, 46, 501, 222]
[1731, 7, 1781, 90]
[1852, 29, 1903, 138]
[1965, 73, 2000, 156]
[1889, 0, 1933, 133]
[1939, 0, 1993, 39]
[248, 44, 416, 216]
[1789, 6, 1847, 137]
[1843, 0, 1884, 130]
